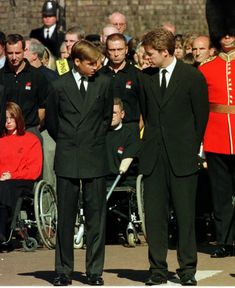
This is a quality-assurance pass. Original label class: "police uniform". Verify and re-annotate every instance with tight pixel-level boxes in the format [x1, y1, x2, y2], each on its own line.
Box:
[30, 1, 64, 58]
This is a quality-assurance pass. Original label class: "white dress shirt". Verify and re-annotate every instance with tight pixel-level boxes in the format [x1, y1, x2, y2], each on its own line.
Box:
[44, 24, 56, 39]
[72, 68, 88, 91]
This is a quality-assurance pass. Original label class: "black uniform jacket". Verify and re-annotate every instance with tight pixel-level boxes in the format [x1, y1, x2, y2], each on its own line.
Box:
[30, 25, 64, 58]
[138, 60, 209, 176]
[46, 70, 113, 179]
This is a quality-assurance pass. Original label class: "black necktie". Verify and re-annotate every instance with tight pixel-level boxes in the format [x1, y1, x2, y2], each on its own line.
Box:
[46, 29, 50, 39]
[80, 77, 86, 99]
[161, 69, 167, 97]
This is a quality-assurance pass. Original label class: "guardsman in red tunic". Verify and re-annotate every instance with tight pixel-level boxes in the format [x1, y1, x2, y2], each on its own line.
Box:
[199, 0, 235, 258]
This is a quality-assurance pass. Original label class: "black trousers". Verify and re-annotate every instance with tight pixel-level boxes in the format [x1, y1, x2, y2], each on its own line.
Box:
[55, 176, 106, 277]
[206, 152, 235, 245]
[143, 148, 198, 279]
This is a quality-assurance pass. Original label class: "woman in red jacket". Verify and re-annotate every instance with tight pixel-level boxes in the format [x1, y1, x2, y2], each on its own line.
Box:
[0, 102, 43, 244]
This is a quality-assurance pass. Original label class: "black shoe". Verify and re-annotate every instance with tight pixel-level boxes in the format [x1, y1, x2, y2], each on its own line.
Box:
[210, 246, 231, 258]
[145, 274, 167, 285]
[53, 274, 72, 286]
[87, 275, 104, 286]
[180, 274, 197, 286]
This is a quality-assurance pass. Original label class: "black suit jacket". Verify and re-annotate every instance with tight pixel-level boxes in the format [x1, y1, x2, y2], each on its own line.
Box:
[139, 60, 209, 176]
[46, 70, 113, 179]
[30, 25, 64, 58]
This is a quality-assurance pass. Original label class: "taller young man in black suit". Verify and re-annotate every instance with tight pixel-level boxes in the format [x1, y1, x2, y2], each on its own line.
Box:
[139, 28, 209, 286]
[46, 40, 113, 286]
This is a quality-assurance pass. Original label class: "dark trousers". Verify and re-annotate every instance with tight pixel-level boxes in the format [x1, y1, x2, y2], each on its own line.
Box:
[55, 176, 106, 277]
[143, 148, 197, 279]
[0, 205, 9, 240]
[206, 152, 235, 245]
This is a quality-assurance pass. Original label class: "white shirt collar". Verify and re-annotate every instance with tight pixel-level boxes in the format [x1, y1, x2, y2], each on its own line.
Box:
[44, 24, 56, 38]
[159, 56, 177, 86]
[72, 68, 88, 90]
[114, 122, 123, 131]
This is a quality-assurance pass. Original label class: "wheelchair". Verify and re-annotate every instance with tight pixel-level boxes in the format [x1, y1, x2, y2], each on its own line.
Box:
[106, 173, 146, 247]
[1, 179, 57, 252]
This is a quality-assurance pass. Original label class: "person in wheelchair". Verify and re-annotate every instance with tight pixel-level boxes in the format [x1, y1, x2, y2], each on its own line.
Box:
[106, 97, 140, 244]
[106, 97, 140, 184]
[0, 102, 43, 244]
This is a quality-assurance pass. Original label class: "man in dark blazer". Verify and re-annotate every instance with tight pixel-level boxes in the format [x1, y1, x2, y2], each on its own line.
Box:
[30, 0, 64, 58]
[46, 40, 113, 286]
[139, 28, 209, 286]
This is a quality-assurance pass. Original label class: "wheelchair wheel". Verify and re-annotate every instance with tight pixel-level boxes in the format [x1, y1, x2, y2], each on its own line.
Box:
[136, 174, 146, 239]
[127, 232, 136, 247]
[34, 180, 57, 249]
[74, 234, 84, 249]
[74, 212, 85, 249]
[22, 237, 38, 252]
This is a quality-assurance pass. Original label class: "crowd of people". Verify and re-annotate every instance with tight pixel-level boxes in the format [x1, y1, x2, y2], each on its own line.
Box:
[0, 0, 234, 286]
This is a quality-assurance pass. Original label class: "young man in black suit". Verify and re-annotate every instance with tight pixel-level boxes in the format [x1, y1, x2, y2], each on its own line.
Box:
[46, 40, 113, 286]
[139, 28, 209, 286]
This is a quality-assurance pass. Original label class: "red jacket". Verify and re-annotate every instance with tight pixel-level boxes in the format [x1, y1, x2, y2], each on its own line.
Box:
[0, 132, 42, 179]
[199, 51, 235, 154]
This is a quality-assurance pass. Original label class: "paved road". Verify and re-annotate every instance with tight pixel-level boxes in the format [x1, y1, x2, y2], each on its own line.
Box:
[0, 238, 235, 286]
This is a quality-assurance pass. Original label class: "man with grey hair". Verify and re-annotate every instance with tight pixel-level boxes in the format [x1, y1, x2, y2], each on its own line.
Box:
[100, 24, 119, 44]
[108, 11, 132, 43]
[24, 37, 58, 189]
[24, 37, 58, 81]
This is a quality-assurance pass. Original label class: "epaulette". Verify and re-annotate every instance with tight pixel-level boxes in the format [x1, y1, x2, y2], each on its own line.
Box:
[56, 59, 70, 75]
[199, 56, 217, 66]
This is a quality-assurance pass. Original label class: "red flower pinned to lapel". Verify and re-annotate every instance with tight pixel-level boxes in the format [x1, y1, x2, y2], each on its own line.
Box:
[25, 82, 32, 90]
[117, 146, 124, 154]
[126, 80, 132, 89]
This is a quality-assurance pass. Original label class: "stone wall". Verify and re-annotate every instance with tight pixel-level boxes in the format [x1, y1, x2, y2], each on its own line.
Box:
[1, 0, 208, 39]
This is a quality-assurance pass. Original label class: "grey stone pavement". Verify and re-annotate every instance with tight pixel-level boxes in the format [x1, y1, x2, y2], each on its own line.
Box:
[1, 238, 235, 286]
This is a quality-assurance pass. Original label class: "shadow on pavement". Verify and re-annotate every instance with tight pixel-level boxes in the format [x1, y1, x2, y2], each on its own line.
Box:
[104, 269, 179, 284]
[18, 270, 90, 285]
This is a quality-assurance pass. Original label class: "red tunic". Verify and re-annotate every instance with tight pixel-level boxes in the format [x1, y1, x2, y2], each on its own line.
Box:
[0, 132, 43, 180]
[199, 51, 235, 154]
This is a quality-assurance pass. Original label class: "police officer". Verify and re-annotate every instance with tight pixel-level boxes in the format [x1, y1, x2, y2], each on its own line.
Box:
[30, 0, 64, 58]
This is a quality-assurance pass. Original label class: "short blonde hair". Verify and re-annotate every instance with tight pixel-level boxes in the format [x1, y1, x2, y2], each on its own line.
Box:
[71, 39, 102, 62]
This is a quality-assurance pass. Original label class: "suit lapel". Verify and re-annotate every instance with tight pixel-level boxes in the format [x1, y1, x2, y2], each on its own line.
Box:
[80, 75, 97, 122]
[64, 72, 84, 113]
[150, 71, 162, 107]
[161, 60, 181, 108]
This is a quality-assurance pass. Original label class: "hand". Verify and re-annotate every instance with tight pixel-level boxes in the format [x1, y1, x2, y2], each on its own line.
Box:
[0, 171, 12, 181]
[119, 158, 133, 174]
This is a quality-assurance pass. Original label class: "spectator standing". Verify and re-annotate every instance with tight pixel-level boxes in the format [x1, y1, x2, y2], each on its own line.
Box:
[139, 27, 208, 285]
[100, 33, 142, 131]
[56, 26, 85, 75]
[0, 34, 48, 141]
[108, 11, 132, 43]
[192, 35, 215, 67]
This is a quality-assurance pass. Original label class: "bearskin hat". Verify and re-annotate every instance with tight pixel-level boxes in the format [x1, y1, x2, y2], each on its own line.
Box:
[206, 0, 235, 49]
